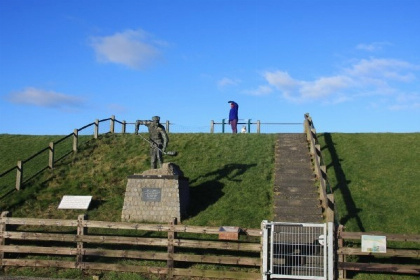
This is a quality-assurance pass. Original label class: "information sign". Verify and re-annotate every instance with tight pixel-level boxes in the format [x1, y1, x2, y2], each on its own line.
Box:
[361, 235, 387, 253]
[58, 195, 93, 210]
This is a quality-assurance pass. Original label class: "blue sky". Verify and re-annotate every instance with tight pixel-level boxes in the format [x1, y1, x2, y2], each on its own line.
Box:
[1, 0, 419, 134]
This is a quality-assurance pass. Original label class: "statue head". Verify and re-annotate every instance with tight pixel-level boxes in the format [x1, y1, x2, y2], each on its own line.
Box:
[152, 116, 160, 123]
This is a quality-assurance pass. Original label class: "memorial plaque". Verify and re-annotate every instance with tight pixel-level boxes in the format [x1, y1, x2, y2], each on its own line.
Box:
[58, 195, 92, 210]
[141, 188, 161, 202]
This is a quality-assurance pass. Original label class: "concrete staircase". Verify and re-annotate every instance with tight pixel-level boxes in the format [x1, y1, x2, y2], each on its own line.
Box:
[273, 133, 323, 223]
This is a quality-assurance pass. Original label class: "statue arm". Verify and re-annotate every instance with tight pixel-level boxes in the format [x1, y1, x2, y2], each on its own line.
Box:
[161, 128, 169, 152]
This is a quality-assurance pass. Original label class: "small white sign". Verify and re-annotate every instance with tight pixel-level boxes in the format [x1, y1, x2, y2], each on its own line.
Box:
[58, 195, 92, 210]
[361, 235, 387, 253]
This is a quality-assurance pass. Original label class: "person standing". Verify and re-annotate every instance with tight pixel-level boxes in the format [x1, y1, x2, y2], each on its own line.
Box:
[228, 101, 239, 134]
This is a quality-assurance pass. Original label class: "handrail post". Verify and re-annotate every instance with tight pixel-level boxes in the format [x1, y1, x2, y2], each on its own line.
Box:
[16, 161, 22, 191]
[94, 119, 99, 139]
[166, 120, 170, 133]
[73, 129, 78, 153]
[210, 120, 214, 133]
[257, 120, 261, 134]
[222, 119, 225, 133]
[110, 115, 115, 134]
[49, 142, 54, 169]
[122, 121, 126, 134]
[247, 119, 252, 133]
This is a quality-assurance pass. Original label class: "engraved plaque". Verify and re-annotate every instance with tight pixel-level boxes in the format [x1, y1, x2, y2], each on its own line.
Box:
[58, 195, 92, 210]
[141, 188, 161, 202]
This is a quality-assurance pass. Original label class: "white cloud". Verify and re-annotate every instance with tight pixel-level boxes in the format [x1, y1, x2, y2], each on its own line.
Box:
[258, 58, 419, 107]
[217, 77, 241, 88]
[7, 87, 84, 108]
[243, 85, 273, 96]
[389, 93, 420, 111]
[90, 29, 166, 69]
[356, 42, 391, 52]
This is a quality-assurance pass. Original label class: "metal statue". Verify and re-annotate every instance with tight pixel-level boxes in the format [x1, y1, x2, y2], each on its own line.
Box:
[136, 116, 175, 169]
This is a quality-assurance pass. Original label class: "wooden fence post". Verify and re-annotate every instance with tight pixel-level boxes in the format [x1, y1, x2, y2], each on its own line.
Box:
[16, 161, 22, 190]
[77, 214, 86, 269]
[167, 217, 177, 278]
[94, 119, 99, 139]
[257, 120, 261, 134]
[0, 211, 9, 269]
[110, 115, 115, 134]
[122, 121, 126, 134]
[49, 142, 54, 169]
[338, 225, 346, 279]
[73, 129, 78, 153]
[210, 120, 214, 133]
[165, 120, 170, 133]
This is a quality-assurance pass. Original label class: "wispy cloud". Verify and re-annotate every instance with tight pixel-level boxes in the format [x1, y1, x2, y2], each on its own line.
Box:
[243, 85, 273, 96]
[257, 58, 419, 108]
[90, 29, 166, 69]
[356, 42, 391, 52]
[217, 77, 241, 89]
[6, 87, 84, 108]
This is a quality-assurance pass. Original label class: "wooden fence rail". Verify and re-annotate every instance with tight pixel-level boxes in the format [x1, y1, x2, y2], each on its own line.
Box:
[337, 225, 420, 279]
[304, 113, 335, 223]
[0, 212, 262, 279]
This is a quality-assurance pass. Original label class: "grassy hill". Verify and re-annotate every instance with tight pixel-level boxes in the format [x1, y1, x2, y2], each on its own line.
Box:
[0, 133, 277, 228]
[1, 132, 418, 232]
[0, 132, 419, 280]
[318, 133, 420, 234]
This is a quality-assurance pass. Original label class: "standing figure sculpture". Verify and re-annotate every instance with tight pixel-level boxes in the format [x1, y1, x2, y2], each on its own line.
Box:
[136, 116, 169, 169]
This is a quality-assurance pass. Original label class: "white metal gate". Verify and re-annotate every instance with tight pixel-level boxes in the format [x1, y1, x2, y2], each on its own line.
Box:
[262, 221, 334, 280]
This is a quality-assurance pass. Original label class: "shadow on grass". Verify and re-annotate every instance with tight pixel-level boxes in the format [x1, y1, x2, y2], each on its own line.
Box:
[322, 133, 365, 231]
[187, 163, 257, 218]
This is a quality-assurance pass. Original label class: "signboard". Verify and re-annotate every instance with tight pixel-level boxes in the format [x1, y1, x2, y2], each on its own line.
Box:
[142, 188, 161, 202]
[361, 235, 387, 253]
[58, 195, 92, 210]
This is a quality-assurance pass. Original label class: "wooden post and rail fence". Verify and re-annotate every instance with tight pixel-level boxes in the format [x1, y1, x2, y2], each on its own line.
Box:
[0, 211, 262, 280]
[337, 225, 420, 278]
[209, 119, 302, 133]
[0, 116, 171, 193]
[303, 113, 335, 223]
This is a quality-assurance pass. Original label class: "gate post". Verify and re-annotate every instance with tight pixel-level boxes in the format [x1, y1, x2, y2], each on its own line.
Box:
[328, 222, 334, 280]
[261, 220, 270, 280]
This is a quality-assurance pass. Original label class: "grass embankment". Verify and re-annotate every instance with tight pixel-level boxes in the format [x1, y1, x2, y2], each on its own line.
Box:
[1, 133, 277, 228]
[318, 133, 420, 280]
[0, 132, 419, 280]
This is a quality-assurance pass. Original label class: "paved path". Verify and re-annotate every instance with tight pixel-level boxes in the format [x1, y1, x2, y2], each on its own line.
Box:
[273, 133, 323, 223]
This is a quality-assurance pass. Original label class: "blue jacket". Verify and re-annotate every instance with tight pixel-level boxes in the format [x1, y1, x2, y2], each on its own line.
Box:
[229, 101, 239, 121]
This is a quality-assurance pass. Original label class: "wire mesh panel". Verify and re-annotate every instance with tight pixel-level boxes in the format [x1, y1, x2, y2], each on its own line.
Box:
[270, 222, 326, 279]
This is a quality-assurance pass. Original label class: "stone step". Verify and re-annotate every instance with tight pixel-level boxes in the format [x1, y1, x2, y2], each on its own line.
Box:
[273, 133, 323, 223]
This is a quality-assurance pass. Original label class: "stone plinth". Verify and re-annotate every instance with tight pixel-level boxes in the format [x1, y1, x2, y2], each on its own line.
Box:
[121, 163, 189, 223]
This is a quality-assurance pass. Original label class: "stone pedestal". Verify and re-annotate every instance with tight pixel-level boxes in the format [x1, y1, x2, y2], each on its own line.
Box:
[121, 163, 189, 223]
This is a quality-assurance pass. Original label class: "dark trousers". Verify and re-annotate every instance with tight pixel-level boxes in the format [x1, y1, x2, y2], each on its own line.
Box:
[230, 119, 238, 134]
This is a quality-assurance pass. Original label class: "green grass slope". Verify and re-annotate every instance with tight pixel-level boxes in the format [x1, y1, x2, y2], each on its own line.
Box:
[1, 133, 277, 228]
[318, 133, 420, 234]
